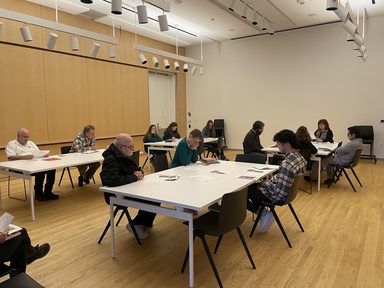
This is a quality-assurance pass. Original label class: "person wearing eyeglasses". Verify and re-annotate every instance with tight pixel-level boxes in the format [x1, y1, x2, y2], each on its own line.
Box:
[170, 129, 203, 168]
[70, 125, 101, 187]
[100, 133, 158, 239]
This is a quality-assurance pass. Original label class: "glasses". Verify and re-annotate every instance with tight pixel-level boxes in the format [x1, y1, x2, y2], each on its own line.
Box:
[121, 144, 134, 149]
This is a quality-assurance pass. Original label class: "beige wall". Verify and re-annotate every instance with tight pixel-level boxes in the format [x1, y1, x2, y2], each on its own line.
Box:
[0, 0, 187, 159]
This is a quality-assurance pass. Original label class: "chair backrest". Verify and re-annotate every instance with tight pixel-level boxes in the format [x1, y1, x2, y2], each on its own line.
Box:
[0, 272, 44, 288]
[197, 140, 205, 159]
[153, 154, 169, 172]
[283, 175, 303, 205]
[356, 125, 374, 142]
[298, 148, 312, 170]
[217, 188, 248, 235]
[131, 150, 140, 167]
[61, 145, 72, 154]
[235, 153, 265, 164]
[350, 149, 363, 168]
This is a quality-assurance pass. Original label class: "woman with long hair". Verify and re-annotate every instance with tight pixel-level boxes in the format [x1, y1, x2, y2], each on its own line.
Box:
[143, 124, 167, 156]
[163, 122, 181, 140]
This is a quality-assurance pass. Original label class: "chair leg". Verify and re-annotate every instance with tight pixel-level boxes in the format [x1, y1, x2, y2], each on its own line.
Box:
[92, 176, 96, 184]
[198, 232, 223, 288]
[123, 208, 142, 246]
[181, 234, 196, 273]
[288, 204, 304, 232]
[7, 177, 27, 201]
[143, 156, 149, 167]
[67, 168, 74, 189]
[98, 206, 120, 244]
[270, 207, 292, 248]
[250, 205, 264, 237]
[58, 169, 65, 186]
[168, 151, 173, 161]
[236, 227, 256, 269]
[116, 210, 125, 226]
[213, 235, 223, 254]
[342, 170, 357, 192]
[350, 168, 362, 187]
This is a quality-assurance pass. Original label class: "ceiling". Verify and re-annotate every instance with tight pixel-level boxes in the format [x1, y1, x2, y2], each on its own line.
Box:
[25, 0, 384, 47]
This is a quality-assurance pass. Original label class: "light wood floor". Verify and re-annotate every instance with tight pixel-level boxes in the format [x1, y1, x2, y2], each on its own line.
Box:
[0, 150, 383, 288]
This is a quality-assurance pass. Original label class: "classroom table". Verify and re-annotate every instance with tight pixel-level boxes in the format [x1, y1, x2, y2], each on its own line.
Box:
[262, 142, 339, 191]
[144, 137, 218, 171]
[99, 160, 278, 288]
[0, 150, 105, 220]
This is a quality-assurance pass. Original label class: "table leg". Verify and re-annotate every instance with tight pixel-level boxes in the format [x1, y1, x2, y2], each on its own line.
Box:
[317, 158, 321, 192]
[110, 201, 115, 258]
[188, 215, 194, 288]
[29, 179, 35, 221]
[147, 147, 152, 172]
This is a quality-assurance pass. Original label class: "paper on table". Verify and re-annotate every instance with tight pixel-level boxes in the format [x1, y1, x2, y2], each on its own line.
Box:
[235, 172, 262, 180]
[191, 175, 217, 182]
[252, 166, 274, 170]
[209, 170, 231, 175]
[82, 150, 97, 154]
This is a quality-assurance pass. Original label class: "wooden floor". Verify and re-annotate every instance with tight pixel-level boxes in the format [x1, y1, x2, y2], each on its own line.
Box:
[0, 150, 383, 288]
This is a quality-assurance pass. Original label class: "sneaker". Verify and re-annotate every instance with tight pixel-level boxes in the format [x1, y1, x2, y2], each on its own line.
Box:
[183, 208, 198, 215]
[78, 176, 84, 187]
[126, 224, 149, 239]
[46, 192, 59, 200]
[83, 178, 90, 185]
[259, 209, 275, 233]
[208, 202, 221, 213]
[27, 243, 50, 264]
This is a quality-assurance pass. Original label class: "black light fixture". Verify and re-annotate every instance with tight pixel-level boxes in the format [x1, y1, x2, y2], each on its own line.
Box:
[81, 0, 93, 4]
[326, 0, 338, 11]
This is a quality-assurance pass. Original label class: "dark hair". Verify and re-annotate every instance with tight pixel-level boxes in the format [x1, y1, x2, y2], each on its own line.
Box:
[318, 119, 330, 130]
[273, 129, 298, 149]
[348, 126, 361, 138]
[205, 120, 215, 137]
[295, 126, 311, 143]
[252, 120, 264, 131]
[165, 122, 178, 136]
[83, 125, 95, 134]
[144, 124, 157, 141]
[189, 129, 203, 141]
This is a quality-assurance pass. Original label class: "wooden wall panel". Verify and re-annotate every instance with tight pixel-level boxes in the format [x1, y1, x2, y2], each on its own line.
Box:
[121, 66, 149, 135]
[43, 52, 88, 142]
[86, 60, 124, 138]
[0, 44, 48, 146]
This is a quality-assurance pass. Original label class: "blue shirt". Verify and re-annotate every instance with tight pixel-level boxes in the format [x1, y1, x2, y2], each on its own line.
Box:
[170, 138, 198, 168]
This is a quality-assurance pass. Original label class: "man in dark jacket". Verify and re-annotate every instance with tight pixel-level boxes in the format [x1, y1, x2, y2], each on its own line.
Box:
[100, 133, 158, 239]
[243, 120, 265, 154]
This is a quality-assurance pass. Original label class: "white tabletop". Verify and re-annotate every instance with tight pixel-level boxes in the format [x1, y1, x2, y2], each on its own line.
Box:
[100, 160, 278, 211]
[262, 142, 339, 156]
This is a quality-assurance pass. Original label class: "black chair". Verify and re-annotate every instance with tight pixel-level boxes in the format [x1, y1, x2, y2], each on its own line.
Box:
[0, 264, 18, 278]
[97, 192, 141, 245]
[235, 153, 265, 164]
[0, 272, 44, 288]
[205, 137, 223, 158]
[356, 125, 376, 164]
[327, 148, 363, 192]
[197, 140, 206, 159]
[131, 150, 140, 167]
[250, 175, 304, 248]
[298, 149, 313, 194]
[58, 146, 74, 189]
[181, 188, 255, 288]
[152, 154, 169, 172]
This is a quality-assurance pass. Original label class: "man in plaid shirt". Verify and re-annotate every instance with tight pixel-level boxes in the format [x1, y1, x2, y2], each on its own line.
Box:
[70, 125, 101, 187]
[248, 129, 306, 233]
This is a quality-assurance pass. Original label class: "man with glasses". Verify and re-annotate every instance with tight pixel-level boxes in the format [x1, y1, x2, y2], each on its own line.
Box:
[100, 133, 157, 239]
[170, 129, 203, 168]
[70, 125, 101, 187]
[247, 129, 306, 233]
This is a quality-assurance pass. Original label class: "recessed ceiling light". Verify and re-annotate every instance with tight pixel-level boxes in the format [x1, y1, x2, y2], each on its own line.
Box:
[228, 28, 235, 32]
[308, 13, 317, 17]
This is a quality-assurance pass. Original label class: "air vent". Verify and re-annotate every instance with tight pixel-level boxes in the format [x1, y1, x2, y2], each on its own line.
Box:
[79, 9, 107, 20]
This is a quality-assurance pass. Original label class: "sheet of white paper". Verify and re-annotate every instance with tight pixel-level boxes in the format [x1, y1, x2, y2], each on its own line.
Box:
[0, 212, 14, 232]
[191, 175, 217, 181]
[209, 170, 231, 175]
[32, 150, 50, 158]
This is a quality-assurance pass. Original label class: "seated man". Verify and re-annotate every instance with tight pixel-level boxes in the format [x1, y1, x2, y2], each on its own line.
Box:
[322, 126, 363, 184]
[70, 125, 101, 187]
[5, 128, 58, 201]
[100, 133, 159, 239]
[170, 129, 203, 168]
[0, 225, 50, 274]
[247, 129, 306, 233]
[243, 120, 265, 154]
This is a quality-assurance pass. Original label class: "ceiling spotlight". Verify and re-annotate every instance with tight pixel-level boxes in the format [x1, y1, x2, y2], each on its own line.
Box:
[111, 0, 122, 15]
[70, 37, 79, 51]
[358, 45, 366, 54]
[342, 20, 357, 36]
[334, 4, 349, 23]
[47, 32, 58, 50]
[326, 0, 338, 11]
[268, 23, 274, 35]
[139, 53, 147, 64]
[81, 0, 93, 3]
[354, 34, 364, 46]
[242, 3, 248, 19]
[152, 56, 159, 67]
[252, 13, 258, 25]
[191, 66, 197, 75]
[183, 63, 188, 72]
[360, 53, 368, 62]
[137, 4, 148, 24]
[109, 46, 116, 58]
[346, 32, 354, 41]
[174, 61, 180, 72]
[352, 43, 360, 51]
[90, 42, 100, 57]
[229, 0, 239, 12]
[261, 18, 267, 31]
[20, 26, 32, 42]
[199, 67, 204, 75]
[297, 0, 305, 5]
[163, 59, 170, 69]
[158, 14, 168, 32]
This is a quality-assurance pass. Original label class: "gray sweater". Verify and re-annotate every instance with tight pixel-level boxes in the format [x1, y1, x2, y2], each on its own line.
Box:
[334, 138, 363, 166]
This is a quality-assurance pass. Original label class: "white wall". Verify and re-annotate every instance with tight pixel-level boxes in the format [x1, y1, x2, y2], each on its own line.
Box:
[186, 16, 384, 158]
